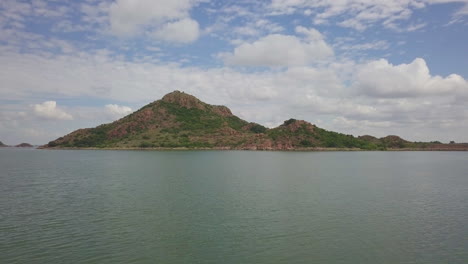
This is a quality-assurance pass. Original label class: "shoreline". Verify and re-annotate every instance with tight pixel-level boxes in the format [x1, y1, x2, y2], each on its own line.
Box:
[37, 146, 468, 151]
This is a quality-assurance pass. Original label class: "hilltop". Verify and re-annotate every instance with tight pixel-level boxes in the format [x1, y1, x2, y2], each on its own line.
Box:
[43, 91, 466, 151]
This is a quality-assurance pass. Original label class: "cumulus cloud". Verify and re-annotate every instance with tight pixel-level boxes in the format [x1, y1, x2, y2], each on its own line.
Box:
[354, 58, 468, 98]
[221, 26, 333, 67]
[152, 18, 199, 43]
[1, 50, 468, 143]
[33, 101, 73, 120]
[105, 104, 133, 118]
[108, 0, 201, 42]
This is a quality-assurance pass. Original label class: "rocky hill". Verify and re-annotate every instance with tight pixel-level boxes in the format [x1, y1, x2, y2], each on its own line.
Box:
[42, 91, 466, 150]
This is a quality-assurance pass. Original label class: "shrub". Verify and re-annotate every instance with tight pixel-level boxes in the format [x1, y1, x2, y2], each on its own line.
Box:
[299, 140, 314, 147]
[250, 124, 267, 134]
[139, 142, 153, 148]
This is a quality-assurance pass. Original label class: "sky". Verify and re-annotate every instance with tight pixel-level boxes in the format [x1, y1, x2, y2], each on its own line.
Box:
[1, 0, 468, 145]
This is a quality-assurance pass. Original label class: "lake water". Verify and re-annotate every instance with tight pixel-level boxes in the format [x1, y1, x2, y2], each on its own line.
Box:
[1, 148, 467, 263]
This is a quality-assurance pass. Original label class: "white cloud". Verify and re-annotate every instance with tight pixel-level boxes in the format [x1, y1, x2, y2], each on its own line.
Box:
[105, 104, 133, 118]
[221, 26, 333, 67]
[232, 19, 284, 37]
[338, 40, 389, 51]
[269, 0, 468, 30]
[1, 0, 468, 145]
[108, 0, 200, 41]
[152, 18, 199, 43]
[1, 50, 468, 143]
[354, 58, 468, 98]
[33, 101, 73, 120]
[406, 22, 427, 31]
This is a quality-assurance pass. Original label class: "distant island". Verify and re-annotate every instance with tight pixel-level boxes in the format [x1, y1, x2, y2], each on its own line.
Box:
[15, 143, 34, 148]
[41, 91, 468, 151]
[0, 141, 35, 148]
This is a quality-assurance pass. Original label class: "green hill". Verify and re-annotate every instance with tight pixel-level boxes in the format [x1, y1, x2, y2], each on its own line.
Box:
[43, 91, 463, 150]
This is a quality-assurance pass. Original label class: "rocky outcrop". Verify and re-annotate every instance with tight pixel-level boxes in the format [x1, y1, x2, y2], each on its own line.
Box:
[161, 90, 206, 110]
[280, 119, 315, 133]
[212, 105, 233, 117]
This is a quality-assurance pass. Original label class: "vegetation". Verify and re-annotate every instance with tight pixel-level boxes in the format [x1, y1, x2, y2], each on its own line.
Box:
[249, 123, 267, 134]
[44, 91, 461, 151]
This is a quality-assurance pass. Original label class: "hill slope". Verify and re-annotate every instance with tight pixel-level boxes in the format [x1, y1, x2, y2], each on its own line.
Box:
[43, 91, 465, 150]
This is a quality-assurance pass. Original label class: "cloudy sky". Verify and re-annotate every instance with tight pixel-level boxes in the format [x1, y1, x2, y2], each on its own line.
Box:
[1, 0, 468, 145]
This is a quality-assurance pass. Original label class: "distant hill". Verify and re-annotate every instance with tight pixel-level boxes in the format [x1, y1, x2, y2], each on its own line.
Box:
[15, 143, 34, 148]
[42, 91, 467, 151]
[0, 141, 8, 147]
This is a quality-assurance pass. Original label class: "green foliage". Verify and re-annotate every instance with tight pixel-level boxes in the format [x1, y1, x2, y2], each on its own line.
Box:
[300, 140, 314, 147]
[72, 125, 111, 147]
[139, 142, 154, 148]
[266, 129, 280, 140]
[249, 124, 267, 134]
[313, 127, 380, 149]
[226, 116, 248, 130]
[160, 101, 223, 131]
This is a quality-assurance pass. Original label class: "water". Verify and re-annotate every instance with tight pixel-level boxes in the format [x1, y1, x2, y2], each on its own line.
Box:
[1, 148, 467, 263]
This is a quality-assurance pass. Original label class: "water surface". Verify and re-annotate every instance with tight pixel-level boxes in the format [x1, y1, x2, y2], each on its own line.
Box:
[1, 148, 467, 263]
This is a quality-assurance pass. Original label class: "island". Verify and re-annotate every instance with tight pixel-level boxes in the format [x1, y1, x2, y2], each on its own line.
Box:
[15, 143, 34, 148]
[41, 91, 468, 151]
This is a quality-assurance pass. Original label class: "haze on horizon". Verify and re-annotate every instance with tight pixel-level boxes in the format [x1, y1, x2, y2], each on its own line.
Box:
[1, 0, 467, 145]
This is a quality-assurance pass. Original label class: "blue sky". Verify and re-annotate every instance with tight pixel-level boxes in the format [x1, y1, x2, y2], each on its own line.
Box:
[1, 0, 467, 144]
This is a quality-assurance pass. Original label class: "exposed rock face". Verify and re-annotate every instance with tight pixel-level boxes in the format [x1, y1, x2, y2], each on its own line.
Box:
[280, 119, 315, 133]
[161, 91, 206, 110]
[212, 105, 233, 117]
[42, 91, 463, 150]
[15, 143, 33, 147]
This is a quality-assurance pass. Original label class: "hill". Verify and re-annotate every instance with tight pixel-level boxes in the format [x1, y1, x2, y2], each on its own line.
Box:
[0, 141, 8, 147]
[15, 143, 34, 147]
[43, 91, 466, 151]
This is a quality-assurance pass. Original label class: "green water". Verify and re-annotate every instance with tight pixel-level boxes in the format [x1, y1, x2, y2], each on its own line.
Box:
[1, 148, 467, 263]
